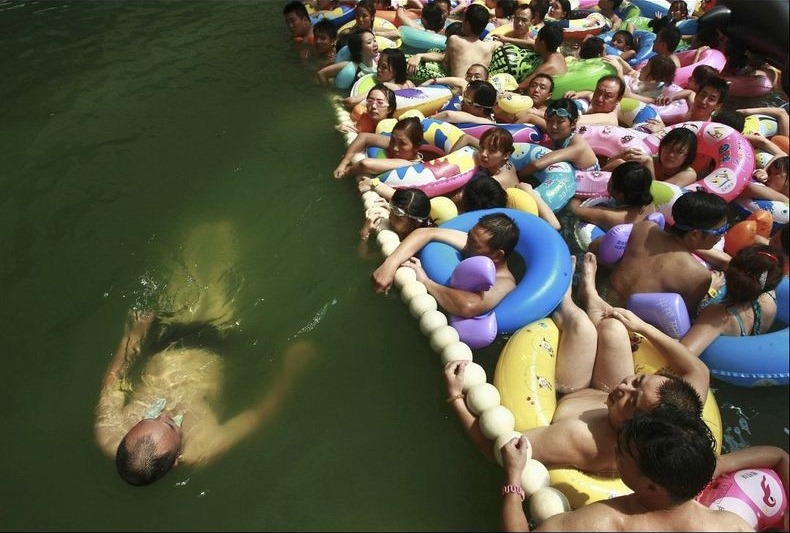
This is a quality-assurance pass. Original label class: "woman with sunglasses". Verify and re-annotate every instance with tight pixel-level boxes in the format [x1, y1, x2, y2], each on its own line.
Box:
[680, 244, 784, 357]
[516, 98, 599, 181]
[336, 84, 397, 135]
[432, 80, 498, 125]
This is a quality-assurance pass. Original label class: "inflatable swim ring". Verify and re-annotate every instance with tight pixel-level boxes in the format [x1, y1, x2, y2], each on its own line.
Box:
[488, 44, 543, 84]
[309, 4, 355, 26]
[399, 25, 447, 51]
[699, 276, 789, 387]
[673, 48, 727, 87]
[510, 143, 578, 211]
[420, 208, 572, 333]
[551, 58, 617, 99]
[456, 123, 544, 144]
[602, 29, 656, 67]
[447, 256, 499, 349]
[643, 121, 754, 202]
[493, 317, 722, 509]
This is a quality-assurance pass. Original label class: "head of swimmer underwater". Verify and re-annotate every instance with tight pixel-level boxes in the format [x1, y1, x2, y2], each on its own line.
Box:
[116, 412, 183, 486]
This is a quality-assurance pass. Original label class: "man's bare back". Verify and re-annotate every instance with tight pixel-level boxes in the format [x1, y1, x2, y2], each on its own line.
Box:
[445, 34, 501, 78]
[610, 220, 712, 314]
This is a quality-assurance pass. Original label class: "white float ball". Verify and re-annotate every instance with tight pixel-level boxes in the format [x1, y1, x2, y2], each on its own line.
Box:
[479, 405, 516, 441]
[493, 430, 526, 467]
[380, 240, 399, 257]
[376, 229, 400, 248]
[361, 190, 379, 203]
[419, 309, 447, 335]
[440, 341, 473, 365]
[465, 382, 500, 416]
[521, 459, 551, 498]
[350, 152, 366, 164]
[461, 362, 487, 392]
[394, 266, 417, 288]
[429, 325, 460, 354]
[400, 280, 427, 304]
[529, 487, 571, 524]
[363, 197, 378, 210]
[409, 292, 437, 318]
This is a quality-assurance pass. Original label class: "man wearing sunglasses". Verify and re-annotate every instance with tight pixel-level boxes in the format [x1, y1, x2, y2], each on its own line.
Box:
[372, 212, 519, 319]
[602, 190, 730, 318]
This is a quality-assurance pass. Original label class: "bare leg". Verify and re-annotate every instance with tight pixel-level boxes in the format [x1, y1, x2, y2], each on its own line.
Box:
[578, 252, 614, 326]
[553, 256, 598, 393]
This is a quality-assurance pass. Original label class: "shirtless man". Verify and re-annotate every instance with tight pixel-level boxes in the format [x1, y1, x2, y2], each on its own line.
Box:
[515, 24, 566, 94]
[604, 190, 729, 317]
[562, 75, 625, 127]
[491, 3, 534, 49]
[372, 212, 518, 318]
[443, 252, 710, 473]
[407, 4, 502, 79]
[94, 222, 316, 486]
[642, 77, 730, 134]
[500, 406, 753, 532]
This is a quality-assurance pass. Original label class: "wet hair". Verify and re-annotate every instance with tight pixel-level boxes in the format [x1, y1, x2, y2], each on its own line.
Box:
[654, 370, 704, 417]
[711, 109, 745, 131]
[444, 21, 464, 37]
[116, 435, 178, 486]
[552, 0, 571, 19]
[392, 116, 424, 147]
[697, 76, 729, 105]
[313, 18, 338, 40]
[514, 2, 531, 16]
[496, 0, 516, 18]
[671, 190, 728, 235]
[434, 0, 452, 14]
[528, 0, 550, 21]
[356, 0, 376, 20]
[620, 403, 716, 503]
[597, 74, 626, 98]
[537, 23, 563, 52]
[348, 28, 375, 63]
[467, 80, 498, 112]
[610, 161, 653, 206]
[656, 25, 682, 53]
[390, 187, 431, 222]
[668, 0, 689, 19]
[367, 83, 397, 117]
[530, 73, 554, 93]
[283, 0, 309, 19]
[479, 126, 515, 155]
[421, 2, 445, 31]
[465, 4, 491, 35]
[467, 63, 490, 80]
[546, 97, 580, 122]
[611, 0, 624, 8]
[579, 36, 605, 59]
[645, 55, 676, 84]
[379, 48, 409, 84]
[690, 64, 719, 87]
[476, 212, 519, 258]
[462, 174, 508, 212]
[778, 224, 790, 255]
[611, 30, 634, 50]
[725, 244, 785, 303]
[659, 127, 697, 170]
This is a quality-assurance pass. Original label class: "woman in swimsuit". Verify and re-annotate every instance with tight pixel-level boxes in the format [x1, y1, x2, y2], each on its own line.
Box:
[516, 97, 599, 180]
[680, 244, 785, 357]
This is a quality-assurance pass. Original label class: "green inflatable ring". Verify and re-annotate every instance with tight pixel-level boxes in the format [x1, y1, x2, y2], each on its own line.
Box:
[489, 44, 543, 83]
[550, 58, 617, 99]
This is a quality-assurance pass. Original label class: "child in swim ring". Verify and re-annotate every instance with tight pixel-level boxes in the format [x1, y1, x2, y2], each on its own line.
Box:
[608, 126, 698, 187]
[739, 155, 789, 203]
[603, 54, 677, 103]
[608, 30, 636, 62]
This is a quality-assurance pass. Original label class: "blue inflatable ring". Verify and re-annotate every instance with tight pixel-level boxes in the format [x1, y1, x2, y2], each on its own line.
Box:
[700, 276, 789, 387]
[509, 143, 577, 212]
[419, 208, 572, 333]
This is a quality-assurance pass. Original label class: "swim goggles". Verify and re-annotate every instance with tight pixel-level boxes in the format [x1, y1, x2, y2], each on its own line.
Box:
[390, 203, 428, 223]
[545, 107, 573, 119]
[673, 221, 730, 236]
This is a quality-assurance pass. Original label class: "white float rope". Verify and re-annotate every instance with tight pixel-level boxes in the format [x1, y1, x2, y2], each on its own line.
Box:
[331, 96, 566, 523]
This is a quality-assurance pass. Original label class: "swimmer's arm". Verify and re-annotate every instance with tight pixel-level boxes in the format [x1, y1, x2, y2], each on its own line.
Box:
[715, 446, 790, 496]
[421, 76, 466, 91]
[316, 60, 349, 85]
[738, 107, 790, 137]
[516, 59, 565, 92]
[740, 182, 790, 203]
[335, 132, 390, 178]
[421, 270, 515, 317]
[608, 308, 710, 398]
[664, 167, 697, 188]
[372, 227, 467, 293]
[576, 108, 619, 127]
[450, 133, 480, 151]
[745, 135, 787, 158]
[517, 138, 589, 178]
[206, 340, 317, 460]
[493, 34, 534, 48]
[568, 198, 632, 229]
[519, 183, 561, 230]
[692, 249, 731, 271]
[406, 51, 446, 76]
[351, 157, 415, 176]
[679, 304, 728, 357]
[432, 110, 494, 124]
[395, 6, 419, 28]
